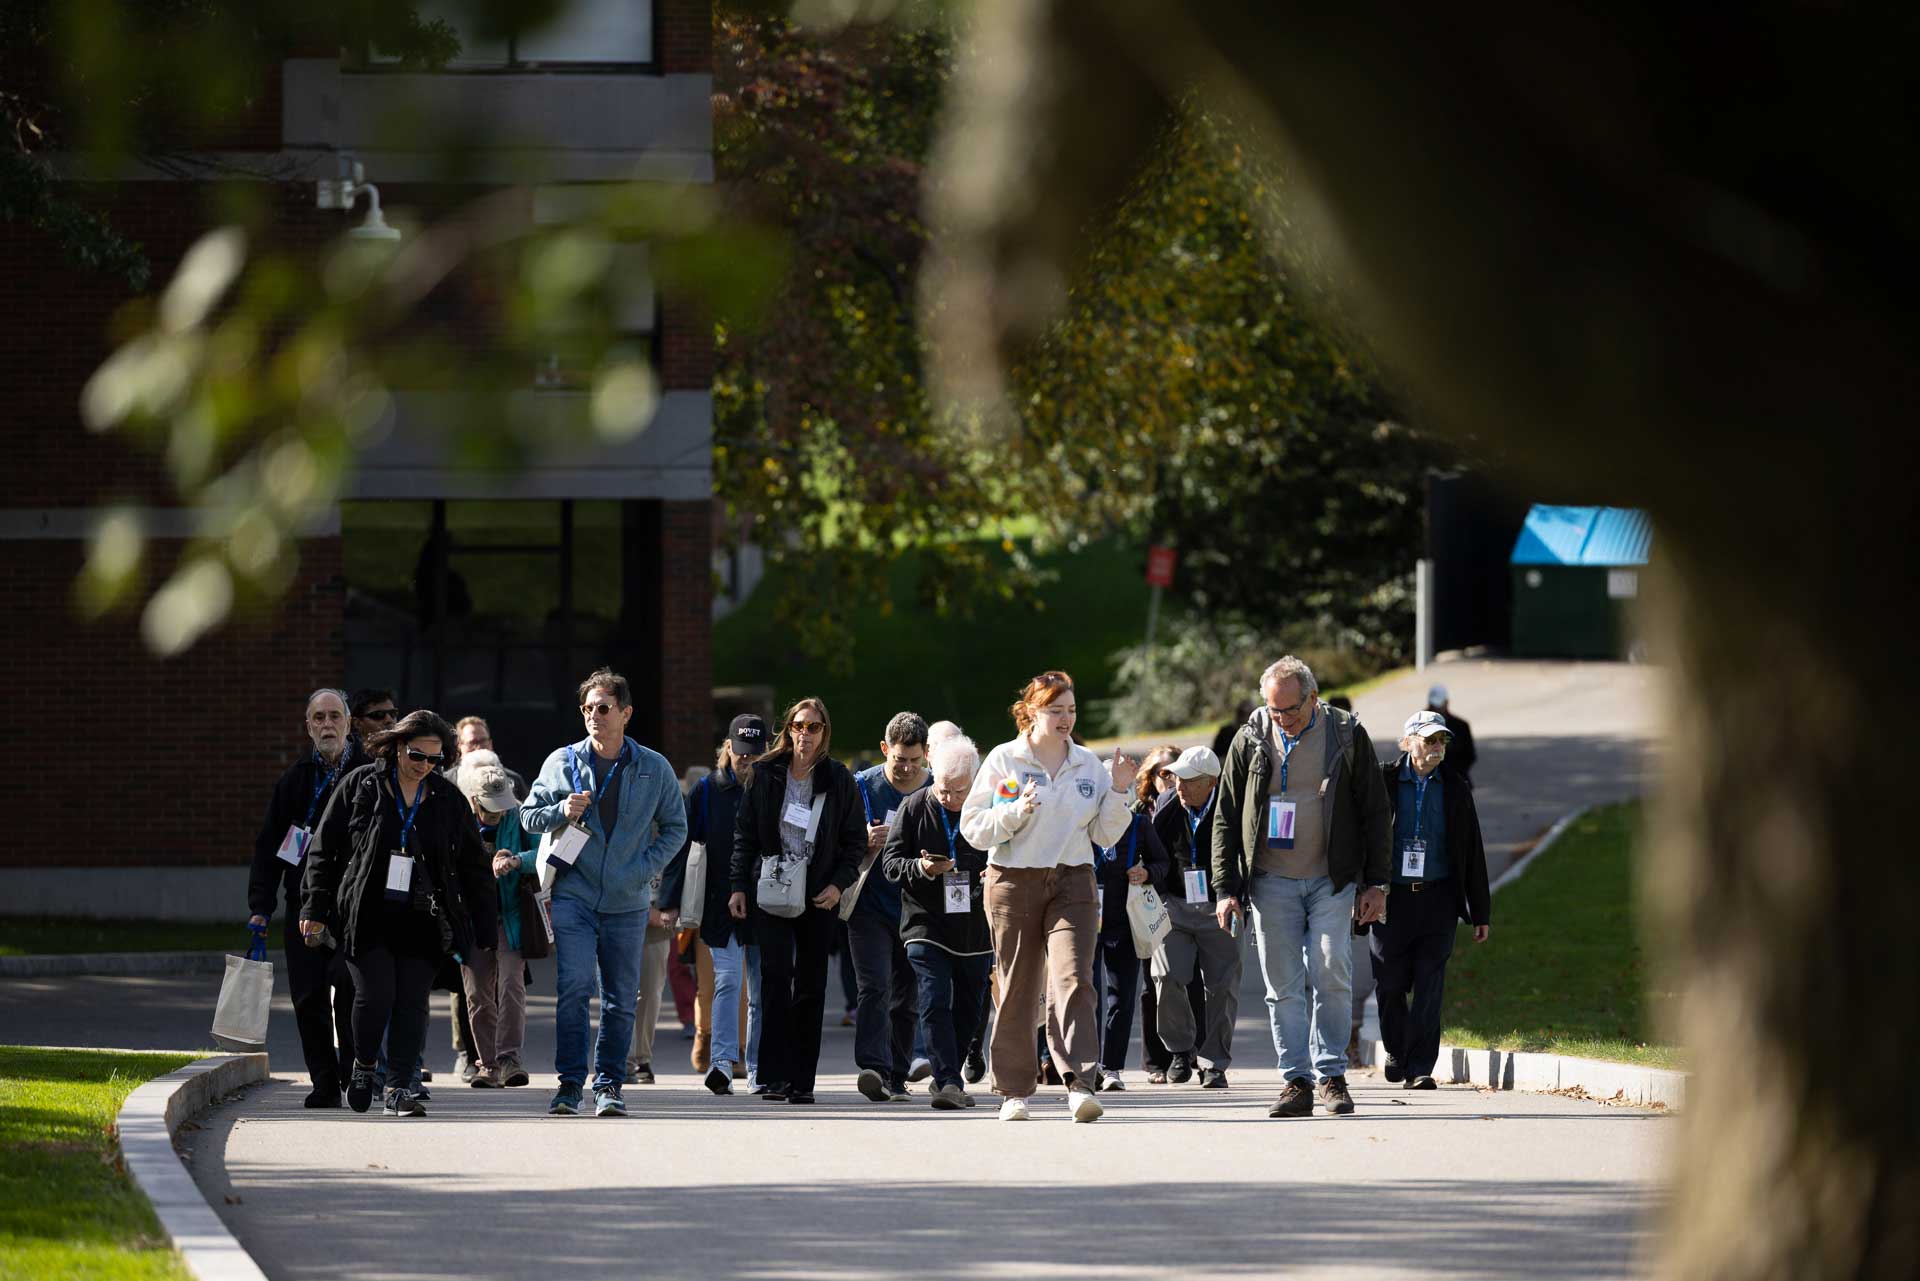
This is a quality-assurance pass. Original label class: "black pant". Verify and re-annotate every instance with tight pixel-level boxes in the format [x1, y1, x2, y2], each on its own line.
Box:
[1141, 975, 1206, 1071]
[1093, 927, 1141, 1072]
[834, 919, 859, 1011]
[345, 945, 437, 1086]
[847, 910, 916, 1084]
[906, 943, 991, 1089]
[1370, 879, 1460, 1078]
[283, 911, 354, 1087]
[755, 905, 836, 1094]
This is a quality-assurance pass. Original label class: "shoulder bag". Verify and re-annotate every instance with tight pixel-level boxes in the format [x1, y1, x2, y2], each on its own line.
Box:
[679, 778, 711, 932]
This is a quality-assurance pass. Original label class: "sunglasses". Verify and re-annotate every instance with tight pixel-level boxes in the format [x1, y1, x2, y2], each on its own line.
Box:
[403, 748, 446, 765]
[788, 719, 825, 734]
[363, 708, 397, 722]
[582, 703, 622, 718]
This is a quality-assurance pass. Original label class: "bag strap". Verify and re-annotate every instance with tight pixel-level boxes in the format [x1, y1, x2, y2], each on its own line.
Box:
[245, 921, 269, 962]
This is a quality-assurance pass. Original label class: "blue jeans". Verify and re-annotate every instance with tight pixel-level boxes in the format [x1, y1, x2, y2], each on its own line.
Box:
[745, 943, 763, 1087]
[710, 936, 746, 1072]
[1248, 871, 1355, 1083]
[905, 943, 992, 1090]
[551, 896, 645, 1091]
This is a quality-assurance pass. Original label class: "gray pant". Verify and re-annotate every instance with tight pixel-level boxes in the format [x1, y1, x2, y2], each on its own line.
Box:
[627, 923, 674, 1069]
[1350, 932, 1376, 1035]
[460, 921, 526, 1066]
[1150, 897, 1244, 1069]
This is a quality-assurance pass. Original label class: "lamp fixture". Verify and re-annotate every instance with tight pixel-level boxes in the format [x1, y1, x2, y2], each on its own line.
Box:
[317, 152, 401, 241]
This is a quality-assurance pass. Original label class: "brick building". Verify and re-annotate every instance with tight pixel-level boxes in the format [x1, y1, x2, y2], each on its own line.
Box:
[1, 2, 716, 918]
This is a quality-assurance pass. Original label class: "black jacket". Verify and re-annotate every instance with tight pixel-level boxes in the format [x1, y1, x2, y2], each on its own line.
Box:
[1151, 785, 1219, 901]
[301, 762, 498, 961]
[250, 742, 368, 919]
[731, 755, 866, 909]
[1093, 806, 1171, 933]
[1379, 757, 1491, 927]
[1211, 701, 1392, 900]
[661, 769, 752, 948]
[881, 787, 993, 955]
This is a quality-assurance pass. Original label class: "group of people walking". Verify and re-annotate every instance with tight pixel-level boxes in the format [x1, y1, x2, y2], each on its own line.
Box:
[250, 659, 1491, 1122]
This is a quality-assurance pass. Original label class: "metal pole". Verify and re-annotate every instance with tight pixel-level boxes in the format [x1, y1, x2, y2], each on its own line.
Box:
[1145, 584, 1163, 650]
[1415, 557, 1433, 670]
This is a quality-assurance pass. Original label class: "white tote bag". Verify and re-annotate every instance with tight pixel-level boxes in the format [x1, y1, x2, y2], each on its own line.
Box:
[1126, 883, 1173, 959]
[211, 931, 274, 1048]
[678, 778, 711, 931]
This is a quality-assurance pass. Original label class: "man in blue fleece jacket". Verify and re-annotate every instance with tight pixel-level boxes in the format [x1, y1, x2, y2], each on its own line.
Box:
[522, 667, 687, 1118]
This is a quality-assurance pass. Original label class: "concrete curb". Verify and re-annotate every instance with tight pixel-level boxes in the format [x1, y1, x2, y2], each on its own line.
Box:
[0, 950, 257, 978]
[117, 1053, 272, 1281]
[1488, 805, 1588, 893]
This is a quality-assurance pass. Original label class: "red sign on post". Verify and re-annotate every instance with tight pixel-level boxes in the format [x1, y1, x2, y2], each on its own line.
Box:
[1145, 545, 1177, 589]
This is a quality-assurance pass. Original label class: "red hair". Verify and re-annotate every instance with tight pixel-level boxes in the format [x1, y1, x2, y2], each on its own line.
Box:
[1010, 670, 1075, 733]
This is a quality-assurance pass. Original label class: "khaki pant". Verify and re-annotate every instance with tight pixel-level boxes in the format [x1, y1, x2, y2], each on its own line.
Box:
[984, 863, 1100, 1098]
[460, 922, 526, 1067]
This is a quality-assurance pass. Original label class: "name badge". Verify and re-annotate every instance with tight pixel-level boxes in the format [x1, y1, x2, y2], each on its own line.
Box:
[384, 852, 413, 902]
[1400, 839, 1427, 879]
[943, 872, 971, 914]
[883, 808, 898, 827]
[782, 800, 813, 830]
[1267, 798, 1298, 849]
[276, 825, 312, 867]
[1184, 868, 1209, 904]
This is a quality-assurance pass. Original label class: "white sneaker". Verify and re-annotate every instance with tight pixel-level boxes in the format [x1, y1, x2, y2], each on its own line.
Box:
[907, 1057, 933, 1083]
[1099, 1070, 1126, 1092]
[1068, 1087, 1104, 1123]
[998, 1096, 1031, 1122]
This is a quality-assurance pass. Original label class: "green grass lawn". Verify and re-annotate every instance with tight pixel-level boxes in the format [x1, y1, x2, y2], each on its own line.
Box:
[1441, 801, 1683, 1070]
[0, 1046, 200, 1280]
[0, 919, 267, 957]
[714, 534, 1191, 747]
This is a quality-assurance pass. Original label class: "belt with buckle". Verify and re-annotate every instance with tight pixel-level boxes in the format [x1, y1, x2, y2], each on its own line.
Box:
[1399, 879, 1450, 894]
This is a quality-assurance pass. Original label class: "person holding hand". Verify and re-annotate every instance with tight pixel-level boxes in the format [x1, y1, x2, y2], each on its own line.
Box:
[961, 670, 1136, 1124]
[727, 698, 866, 1104]
[882, 733, 993, 1110]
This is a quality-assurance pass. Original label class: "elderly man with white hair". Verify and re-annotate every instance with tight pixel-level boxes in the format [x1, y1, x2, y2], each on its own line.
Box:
[1149, 744, 1244, 1089]
[1211, 655, 1392, 1119]
[881, 733, 994, 1110]
[248, 687, 367, 1107]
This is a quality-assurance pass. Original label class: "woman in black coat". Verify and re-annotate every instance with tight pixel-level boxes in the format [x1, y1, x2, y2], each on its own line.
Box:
[727, 698, 865, 1104]
[302, 709, 495, 1117]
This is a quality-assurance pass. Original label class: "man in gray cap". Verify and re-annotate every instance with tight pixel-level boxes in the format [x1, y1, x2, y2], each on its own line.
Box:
[1149, 745, 1244, 1088]
[1425, 685, 1476, 782]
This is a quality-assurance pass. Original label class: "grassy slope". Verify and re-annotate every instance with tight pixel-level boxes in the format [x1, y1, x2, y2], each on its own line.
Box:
[0, 1047, 199, 1280]
[0, 920, 260, 957]
[1441, 801, 1682, 1070]
[713, 534, 1184, 747]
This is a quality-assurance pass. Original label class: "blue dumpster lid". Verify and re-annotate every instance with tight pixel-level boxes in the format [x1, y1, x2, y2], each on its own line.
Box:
[1510, 505, 1652, 566]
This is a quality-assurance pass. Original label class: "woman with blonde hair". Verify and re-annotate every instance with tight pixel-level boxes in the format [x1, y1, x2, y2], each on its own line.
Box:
[728, 699, 865, 1104]
[961, 671, 1136, 1123]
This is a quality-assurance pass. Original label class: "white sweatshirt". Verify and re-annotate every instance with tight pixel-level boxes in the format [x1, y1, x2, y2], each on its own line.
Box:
[960, 736, 1133, 869]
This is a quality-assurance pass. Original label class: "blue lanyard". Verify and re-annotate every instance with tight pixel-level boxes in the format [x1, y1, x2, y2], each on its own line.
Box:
[569, 742, 629, 828]
[304, 751, 348, 829]
[1185, 792, 1214, 867]
[390, 765, 426, 853]
[857, 776, 875, 824]
[1099, 818, 1142, 868]
[1277, 707, 1317, 793]
[938, 804, 962, 858]
[1412, 770, 1431, 840]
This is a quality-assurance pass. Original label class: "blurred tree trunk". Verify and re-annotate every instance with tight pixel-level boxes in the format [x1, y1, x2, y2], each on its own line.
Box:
[930, 3, 1920, 1275]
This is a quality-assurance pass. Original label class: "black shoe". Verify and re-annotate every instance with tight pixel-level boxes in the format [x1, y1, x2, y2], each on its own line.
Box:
[1409, 1075, 1438, 1090]
[963, 1049, 986, 1084]
[1199, 1068, 1229, 1089]
[1383, 1056, 1404, 1083]
[304, 1082, 343, 1109]
[383, 1087, 427, 1117]
[1267, 1077, 1313, 1119]
[347, 1064, 376, 1113]
[1319, 1075, 1356, 1115]
[632, 1062, 655, 1085]
[1040, 1060, 1063, 1086]
[1167, 1053, 1195, 1084]
[418, 1069, 434, 1083]
[888, 1079, 911, 1101]
[856, 1069, 889, 1103]
[787, 1091, 816, 1104]
[704, 1066, 734, 1096]
[763, 1085, 790, 1101]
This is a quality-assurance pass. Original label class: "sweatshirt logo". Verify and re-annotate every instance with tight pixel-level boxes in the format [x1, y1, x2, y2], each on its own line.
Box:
[1077, 779, 1095, 799]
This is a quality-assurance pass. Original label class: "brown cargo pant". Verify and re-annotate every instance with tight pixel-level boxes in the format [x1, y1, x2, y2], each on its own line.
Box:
[984, 863, 1100, 1098]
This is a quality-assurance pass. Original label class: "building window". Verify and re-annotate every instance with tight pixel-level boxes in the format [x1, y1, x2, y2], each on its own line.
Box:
[367, 0, 656, 71]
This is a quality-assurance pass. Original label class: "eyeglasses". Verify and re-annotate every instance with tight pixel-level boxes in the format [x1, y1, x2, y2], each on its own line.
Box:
[582, 703, 622, 718]
[363, 708, 397, 722]
[1269, 697, 1308, 717]
[403, 748, 446, 764]
[788, 720, 825, 734]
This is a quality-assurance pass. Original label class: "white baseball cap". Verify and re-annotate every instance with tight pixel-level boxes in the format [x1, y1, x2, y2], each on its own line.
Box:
[1427, 684, 1449, 705]
[1167, 745, 1222, 779]
[1403, 710, 1451, 739]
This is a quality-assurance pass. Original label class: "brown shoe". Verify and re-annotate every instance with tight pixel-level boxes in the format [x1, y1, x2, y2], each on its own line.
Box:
[692, 1030, 711, 1073]
[1267, 1077, 1314, 1118]
[1319, 1075, 1355, 1115]
[1345, 1028, 1364, 1070]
